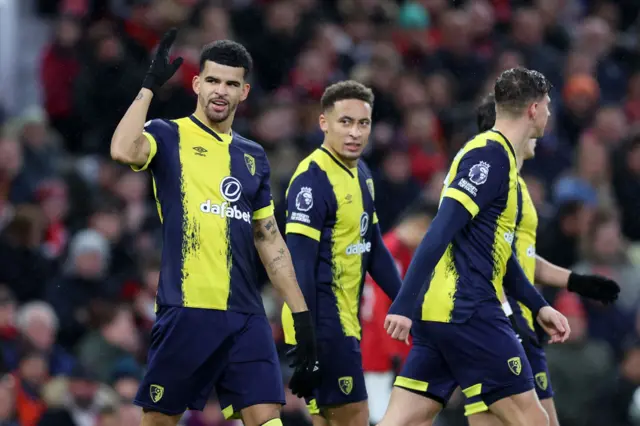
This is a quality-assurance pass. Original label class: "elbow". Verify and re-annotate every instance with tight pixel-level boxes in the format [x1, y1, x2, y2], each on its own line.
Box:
[110, 139, 134, 164]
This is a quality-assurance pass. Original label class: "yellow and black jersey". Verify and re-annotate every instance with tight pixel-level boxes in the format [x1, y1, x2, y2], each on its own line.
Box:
[133, 115, 274, 314]
[510, 177, 538, 332]
[419, 130, 521, 323]
[281, 147, 378, 341]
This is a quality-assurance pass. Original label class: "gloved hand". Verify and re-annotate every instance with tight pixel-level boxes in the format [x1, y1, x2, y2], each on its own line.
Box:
[567, 272, 620, 304]
[286, 311, 320, 398]
[142, 28, 184, 94]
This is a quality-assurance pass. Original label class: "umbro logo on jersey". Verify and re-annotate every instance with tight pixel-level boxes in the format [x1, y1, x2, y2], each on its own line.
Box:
[193, 146, 207, 157]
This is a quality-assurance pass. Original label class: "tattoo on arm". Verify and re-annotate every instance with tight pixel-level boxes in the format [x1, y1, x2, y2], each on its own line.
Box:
[131, 136, 144, 158]
[266, 247, 295, 279]
[135, 92, 143, 101]
[254, 218, 278, 243]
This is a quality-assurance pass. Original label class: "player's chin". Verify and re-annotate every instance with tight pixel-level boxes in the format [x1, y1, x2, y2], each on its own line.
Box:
[341, 148, 364, 161]
[206, 110, 230, 123]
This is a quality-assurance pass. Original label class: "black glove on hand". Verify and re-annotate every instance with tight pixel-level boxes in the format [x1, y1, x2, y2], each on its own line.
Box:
[142, 28, 184, 94]
[287, 311, 320, 398]
[567, 272, 620, 304]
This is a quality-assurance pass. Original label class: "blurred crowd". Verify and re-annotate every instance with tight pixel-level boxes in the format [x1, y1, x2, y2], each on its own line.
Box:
[1, 0, 640, 425]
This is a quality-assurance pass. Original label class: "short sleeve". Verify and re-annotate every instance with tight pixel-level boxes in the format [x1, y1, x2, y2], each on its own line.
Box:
[285, 169, 329, 242]
[253, 155, 275, 220]
[442, 146, 510, 218]
[131, 119, 170, 172]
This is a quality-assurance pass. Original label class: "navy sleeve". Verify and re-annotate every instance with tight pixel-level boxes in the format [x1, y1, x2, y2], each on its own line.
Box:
[368, 223, 402, 300]
[285, 167, 330, 242]
[286, 232, 320, 316]
[253, 155, 275, 220]
[388, 197, 472, 317]
[133, 118, 175, 172]
[503, 253, 549, 317]
[442, 145, 510, 218]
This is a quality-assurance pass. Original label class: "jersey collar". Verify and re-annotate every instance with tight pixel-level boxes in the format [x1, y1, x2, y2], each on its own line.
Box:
[319, 146, 356, 178]
[488, 129, 517, 161]
[189, 115, 232, 144]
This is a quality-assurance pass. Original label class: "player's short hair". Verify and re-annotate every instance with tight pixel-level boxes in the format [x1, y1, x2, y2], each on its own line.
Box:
[494, 68, 551, 116]
[200, 40, 253, 77]
[320, 80, 374, 111]
[477, 93, 496, 132]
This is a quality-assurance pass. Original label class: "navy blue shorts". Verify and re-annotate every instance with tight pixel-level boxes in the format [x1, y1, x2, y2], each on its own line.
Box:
[301, 336, 367, 415]
[524, 340, 554, 400]
[395, 306, 534, 416]
[134, 306, 285, 418]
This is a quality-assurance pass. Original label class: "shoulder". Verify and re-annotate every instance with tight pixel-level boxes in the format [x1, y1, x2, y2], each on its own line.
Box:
[144, 118, 178, 135]
[357, 159, 373, 176]
[459, 141, 510, 172]
[290, 159, 331, 188]
[231, 133, 267, 157]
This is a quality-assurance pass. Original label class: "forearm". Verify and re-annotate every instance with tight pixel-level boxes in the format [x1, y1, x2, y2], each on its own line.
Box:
[535, 255, 570, 288]
[257, 238, 308, 313]
[504, 254, 549, 316]
[389, 198, 471, 317]
[254, 217, 307, 313]
[110, 89, 152, 165]
[369, 225, 402, 300]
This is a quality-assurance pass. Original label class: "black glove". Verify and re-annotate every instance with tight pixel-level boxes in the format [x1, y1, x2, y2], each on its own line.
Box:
[142, 28, 184, 94]
[286, 311, 320, 398]
[567, 272, 620, 304]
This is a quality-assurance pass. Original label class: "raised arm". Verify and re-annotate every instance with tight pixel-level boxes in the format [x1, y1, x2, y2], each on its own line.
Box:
[110, 29, 182, 167]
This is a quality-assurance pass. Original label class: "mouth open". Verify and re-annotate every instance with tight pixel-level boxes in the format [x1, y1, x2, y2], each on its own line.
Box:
[344, 142, 362, 153]
[210, 99, 228, 113]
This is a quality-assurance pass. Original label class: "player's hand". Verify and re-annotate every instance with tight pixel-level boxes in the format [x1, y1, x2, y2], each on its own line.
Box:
[384, 314, 411, 344]
[142, 28, 184, 94]
[287, 311, 320, 398]
[536, 306, 570, 344]
[567, 272, 620, 304]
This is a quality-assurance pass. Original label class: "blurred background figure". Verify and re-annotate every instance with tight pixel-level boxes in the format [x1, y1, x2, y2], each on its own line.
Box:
[0, 0, 639, 424]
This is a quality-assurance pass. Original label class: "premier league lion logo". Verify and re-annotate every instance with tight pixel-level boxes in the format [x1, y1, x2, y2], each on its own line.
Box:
[295, 187, 313, 212]
[469, 161, 490, 185]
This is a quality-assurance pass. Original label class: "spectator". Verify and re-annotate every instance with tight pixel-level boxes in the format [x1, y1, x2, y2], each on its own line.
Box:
[76, 304, 140, 383]
[2, 301, 75, 376]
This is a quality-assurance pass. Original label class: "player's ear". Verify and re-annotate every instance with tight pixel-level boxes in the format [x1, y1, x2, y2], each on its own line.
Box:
[527, 102, 537, 120]
[319, 113, 328, 133]
[241, 83, 251, 102]
[192, 75, 200, 95]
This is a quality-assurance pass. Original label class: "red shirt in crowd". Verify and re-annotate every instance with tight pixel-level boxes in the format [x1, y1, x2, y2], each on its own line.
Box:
[360, 231, 414, 373]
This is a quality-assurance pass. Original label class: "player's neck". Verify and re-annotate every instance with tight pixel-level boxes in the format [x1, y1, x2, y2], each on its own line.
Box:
[193, 109, 233, 135]
[492, 119, 530, 164]
[321, 142, 358, 169]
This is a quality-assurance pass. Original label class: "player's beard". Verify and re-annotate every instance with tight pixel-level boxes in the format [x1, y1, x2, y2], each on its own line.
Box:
[200, 95, 237, 124]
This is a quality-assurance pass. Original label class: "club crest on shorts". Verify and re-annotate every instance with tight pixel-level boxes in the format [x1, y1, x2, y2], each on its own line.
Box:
[244, 153, 256, 176]
[366, 178, 375, 200]
[338, 376, 353, 395]
[150, 384, 164, 403]
[535, 372, 548, 391]
[507, 357, 522, 376]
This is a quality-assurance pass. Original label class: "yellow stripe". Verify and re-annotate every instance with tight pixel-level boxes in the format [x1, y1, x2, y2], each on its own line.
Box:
[462, 383, 482, 398]
[150, 174, 163, 223]
[286, 223, 321, 241]
[281, 303, 296, 344]
[178, 118, 231, 309]
[222, 404, 240, 419]
[130, 131, 158, 172]
[464, 401, 489, 416]
[253, 200, 275, 220]
[307, 399, 320, 415]
[373, 212, 379, 224]
[394, 376, 429, 392]
[443, 188, 480, 217]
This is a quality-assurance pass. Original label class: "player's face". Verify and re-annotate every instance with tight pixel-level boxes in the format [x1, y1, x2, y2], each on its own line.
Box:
[193, 61, 250, 124]
[524, 138, 537, 160]
[319, 99, 372, 164]
[530, 94, 551, 138]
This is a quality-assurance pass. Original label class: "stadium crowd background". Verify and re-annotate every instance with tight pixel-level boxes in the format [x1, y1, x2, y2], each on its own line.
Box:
[1, 0, 640, 425]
